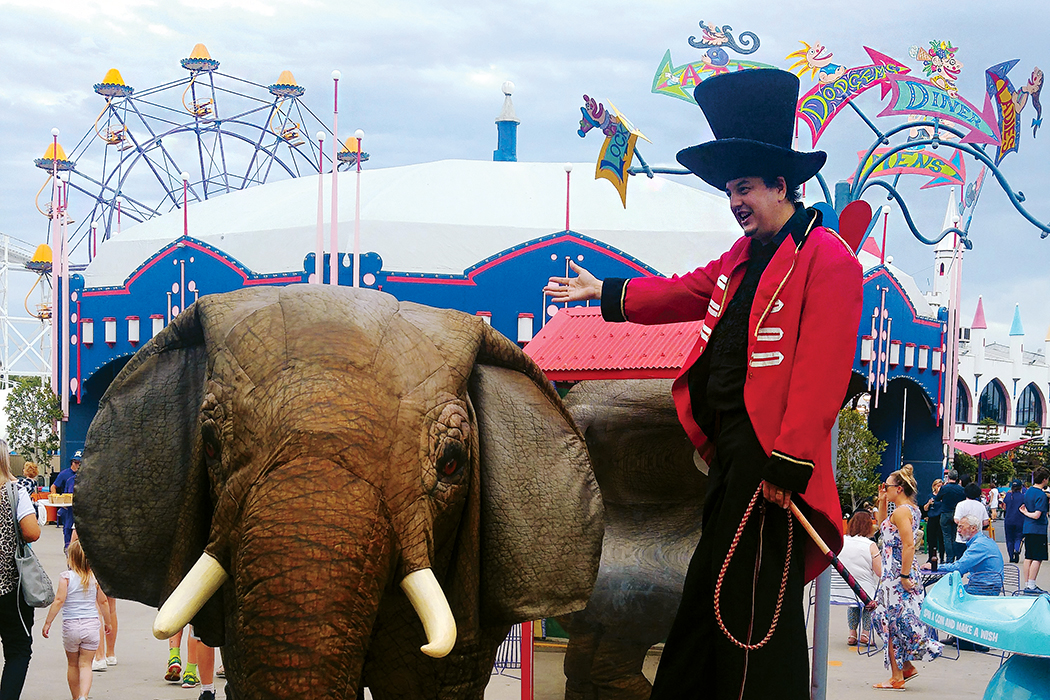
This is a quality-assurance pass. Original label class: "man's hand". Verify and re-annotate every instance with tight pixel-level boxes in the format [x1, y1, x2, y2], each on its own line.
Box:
[762, 480, 792, 509]
[543, 261, 603, 303]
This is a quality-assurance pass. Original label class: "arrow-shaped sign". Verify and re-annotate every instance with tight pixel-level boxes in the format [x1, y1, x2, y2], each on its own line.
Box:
[651, 49, 776, 104]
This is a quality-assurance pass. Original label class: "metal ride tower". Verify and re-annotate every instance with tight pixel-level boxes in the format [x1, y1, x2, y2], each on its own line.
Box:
[38, 43, 336, 261]
[21, 43, 342, 391]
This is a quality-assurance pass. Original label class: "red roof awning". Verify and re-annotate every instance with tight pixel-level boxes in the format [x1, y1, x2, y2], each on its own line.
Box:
[950, 438, 1032, 459]
[524, 306, 701, 381]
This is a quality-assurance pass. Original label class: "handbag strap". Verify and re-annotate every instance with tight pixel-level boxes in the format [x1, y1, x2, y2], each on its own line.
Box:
[5, 482, 27, 551]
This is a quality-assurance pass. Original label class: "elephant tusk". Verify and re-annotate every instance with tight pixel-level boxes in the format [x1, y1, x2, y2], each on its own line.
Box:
[400, 568, 457, 658]
[152, 552, 229, 640]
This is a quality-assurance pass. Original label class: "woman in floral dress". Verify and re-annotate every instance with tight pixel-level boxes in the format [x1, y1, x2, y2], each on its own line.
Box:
[872, 464, 941, 690]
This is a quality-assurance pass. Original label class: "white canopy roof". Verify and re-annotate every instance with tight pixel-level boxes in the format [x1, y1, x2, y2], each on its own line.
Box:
[83, 157, 938, 320]
[85, 159, 743, 287]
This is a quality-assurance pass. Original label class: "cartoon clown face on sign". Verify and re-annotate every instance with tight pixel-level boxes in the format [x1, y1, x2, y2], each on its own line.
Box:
[910, 40, 963, 94]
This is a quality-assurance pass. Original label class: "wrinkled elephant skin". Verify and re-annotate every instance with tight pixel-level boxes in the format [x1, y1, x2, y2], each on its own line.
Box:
[75, 285, 603, 699]
[560, 380, 705, 700]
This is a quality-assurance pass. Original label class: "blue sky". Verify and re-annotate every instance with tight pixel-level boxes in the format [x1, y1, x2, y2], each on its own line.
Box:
[1, 0, 1048, 349]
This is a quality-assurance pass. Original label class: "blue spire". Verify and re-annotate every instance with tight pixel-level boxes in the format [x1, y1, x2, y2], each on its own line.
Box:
[493, 82, 519, 162]
[1010, 304, 1024, 336]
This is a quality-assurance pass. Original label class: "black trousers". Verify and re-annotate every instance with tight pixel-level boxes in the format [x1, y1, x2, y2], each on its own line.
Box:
[650, 410, 808, 700]
[926, 515, 945, 561]
[0, 589, 33, 700]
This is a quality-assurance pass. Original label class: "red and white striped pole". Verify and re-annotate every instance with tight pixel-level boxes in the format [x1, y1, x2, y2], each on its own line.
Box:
[314, 132, 325, 284]
[329, 70, 340, 286]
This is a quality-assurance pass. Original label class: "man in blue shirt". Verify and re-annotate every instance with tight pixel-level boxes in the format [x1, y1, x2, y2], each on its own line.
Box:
[935, 469, 967, 563]
[50, 449, 80, 549]
[1020, 467, 1049, 595]
[922, 513, 1004, 594]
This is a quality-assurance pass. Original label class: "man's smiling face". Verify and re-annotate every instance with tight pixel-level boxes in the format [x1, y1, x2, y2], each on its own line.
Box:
[726, 176, 789, 242]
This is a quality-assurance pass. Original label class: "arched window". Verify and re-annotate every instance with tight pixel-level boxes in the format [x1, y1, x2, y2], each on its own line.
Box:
[1017, 383, 1043, 427]
[978, 381, 1008, 424]
[956, 378, 970, 423]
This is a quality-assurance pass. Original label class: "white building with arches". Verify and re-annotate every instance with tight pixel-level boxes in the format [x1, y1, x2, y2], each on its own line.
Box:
[952, 297, 1049, 440]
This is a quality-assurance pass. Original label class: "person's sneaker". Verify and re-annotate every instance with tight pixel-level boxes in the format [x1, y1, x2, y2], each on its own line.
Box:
[181, 670, 200, 688]
[106, 656, 117, 666]
[199, 691, 216, 700]
[91, 657, 108, 672]
[1023, 586, 1048, 596]
[166, 653, 182, 682]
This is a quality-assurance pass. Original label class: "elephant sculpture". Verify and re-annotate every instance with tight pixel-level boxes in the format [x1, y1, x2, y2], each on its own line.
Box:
[559, 380, 706, 700]
[75, 285, 603, 699]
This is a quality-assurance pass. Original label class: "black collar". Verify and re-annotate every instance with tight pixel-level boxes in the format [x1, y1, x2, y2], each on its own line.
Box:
[753, 203, 816, 252]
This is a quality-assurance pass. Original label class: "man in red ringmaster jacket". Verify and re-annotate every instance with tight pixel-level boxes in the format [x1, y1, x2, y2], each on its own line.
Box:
[545, 69, 862, 700]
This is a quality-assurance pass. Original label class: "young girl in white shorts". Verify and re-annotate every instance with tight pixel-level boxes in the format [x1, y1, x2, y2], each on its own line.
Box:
[42, 540, 113, 700]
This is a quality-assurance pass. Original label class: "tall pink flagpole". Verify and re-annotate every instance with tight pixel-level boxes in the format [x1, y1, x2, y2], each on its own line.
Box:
[564, 163, 573, 231]
[314, 132, 325, 283]
[60, 177, 70, 419]
[181, 172, 190, 236]
[353, 129, 363, 288]
[329, 70, 340, 286]
[50, 128, 59, 397]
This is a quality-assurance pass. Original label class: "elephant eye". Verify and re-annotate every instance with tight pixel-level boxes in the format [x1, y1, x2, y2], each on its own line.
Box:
[436, 441, 467, 481]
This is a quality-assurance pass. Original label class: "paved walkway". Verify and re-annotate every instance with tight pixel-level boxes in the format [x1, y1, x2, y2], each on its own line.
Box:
[19, 519, 1046, 699]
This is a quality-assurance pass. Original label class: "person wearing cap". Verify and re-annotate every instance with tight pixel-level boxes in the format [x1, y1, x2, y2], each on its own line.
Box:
[51, 449, 81, 549]
[545, 69, 862, 700]
[1003, 479, 1026, 563]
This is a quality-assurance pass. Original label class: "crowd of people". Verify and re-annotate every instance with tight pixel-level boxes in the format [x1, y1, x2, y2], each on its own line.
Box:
[0, 444, 226, 700]
[837, 463, 1050, 690]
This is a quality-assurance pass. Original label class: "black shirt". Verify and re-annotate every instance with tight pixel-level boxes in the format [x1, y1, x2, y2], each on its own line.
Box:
[690, 205, 812, 431]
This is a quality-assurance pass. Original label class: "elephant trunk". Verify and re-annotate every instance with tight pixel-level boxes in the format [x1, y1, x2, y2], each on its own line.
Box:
[399, 568, 457, 657]
[153, 553, 230, 639]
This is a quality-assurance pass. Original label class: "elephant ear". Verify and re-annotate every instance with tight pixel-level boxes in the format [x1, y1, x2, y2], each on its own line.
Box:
[469, 328, 603, 626]
[77, 303, 214, 614]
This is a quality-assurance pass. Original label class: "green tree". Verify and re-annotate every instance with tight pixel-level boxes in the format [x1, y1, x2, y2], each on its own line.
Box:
[836, 408, 886, 513]
[954, 451, 978, 481]
[984, 454, 1015, 486]
[974, 417, 1000, 445]
[5, 376, 61, 468]
[1015, 421, 1045, 472]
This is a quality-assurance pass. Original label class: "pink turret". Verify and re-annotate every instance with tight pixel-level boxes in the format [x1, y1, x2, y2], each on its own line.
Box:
[972, 296, 986, 377]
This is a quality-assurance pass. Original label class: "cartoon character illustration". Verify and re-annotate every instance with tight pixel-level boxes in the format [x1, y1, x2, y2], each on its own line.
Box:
[1013, 67, 1044, 137]
[687, 21, 760, 55]
[786, 41, 845, 84]
[905, 113, 958, 145]
[910, 40, 963, 94]
[700, 47, 731, 72]
[578, 95, 619, 139]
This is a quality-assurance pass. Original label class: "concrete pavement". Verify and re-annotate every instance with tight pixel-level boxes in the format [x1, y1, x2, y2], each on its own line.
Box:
[18, 520, 1047, 699]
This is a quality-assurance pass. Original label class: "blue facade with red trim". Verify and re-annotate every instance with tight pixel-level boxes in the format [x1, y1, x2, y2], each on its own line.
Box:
[852, 265, 948, 501]
[61, 231, 658, 455]
[63, 236, 949, 502]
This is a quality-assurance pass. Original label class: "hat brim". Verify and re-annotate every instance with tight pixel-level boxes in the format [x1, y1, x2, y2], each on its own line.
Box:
[676, 139, 826, 192]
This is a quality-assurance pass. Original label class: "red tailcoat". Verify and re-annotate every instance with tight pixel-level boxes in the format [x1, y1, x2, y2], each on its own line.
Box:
[615, 222, 863, 582]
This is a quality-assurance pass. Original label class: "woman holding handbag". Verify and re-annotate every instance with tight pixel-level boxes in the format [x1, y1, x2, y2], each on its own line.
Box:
[0, 440, 41, 699]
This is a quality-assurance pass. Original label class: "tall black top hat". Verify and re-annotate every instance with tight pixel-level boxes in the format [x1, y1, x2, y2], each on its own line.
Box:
[676, 69, 826, 191]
